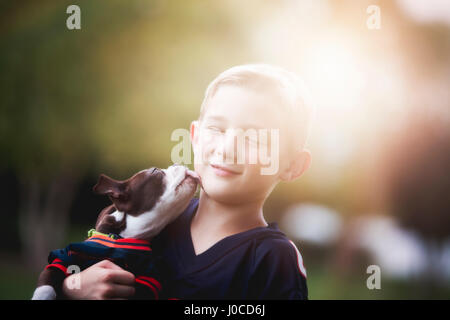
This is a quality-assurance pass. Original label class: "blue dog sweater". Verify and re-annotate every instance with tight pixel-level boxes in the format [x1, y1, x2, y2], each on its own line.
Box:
[45, 230, 163, 299]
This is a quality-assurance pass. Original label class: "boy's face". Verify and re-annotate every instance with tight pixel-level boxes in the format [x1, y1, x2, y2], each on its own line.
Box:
[191, 85, 297, 204]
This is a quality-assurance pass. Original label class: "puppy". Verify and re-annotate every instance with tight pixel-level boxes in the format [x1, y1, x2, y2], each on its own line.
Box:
[31, 164, 200, 300]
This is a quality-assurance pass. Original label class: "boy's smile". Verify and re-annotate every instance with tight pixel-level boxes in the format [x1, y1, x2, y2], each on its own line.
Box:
[210, 163, 243, 177]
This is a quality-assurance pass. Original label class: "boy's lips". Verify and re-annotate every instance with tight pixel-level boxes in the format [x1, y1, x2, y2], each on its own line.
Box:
[210, 164, 242, 176]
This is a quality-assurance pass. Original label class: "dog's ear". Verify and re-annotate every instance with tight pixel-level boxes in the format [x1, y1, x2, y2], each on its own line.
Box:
[93, 174, 131, 212]
[93, 174, 128, 200]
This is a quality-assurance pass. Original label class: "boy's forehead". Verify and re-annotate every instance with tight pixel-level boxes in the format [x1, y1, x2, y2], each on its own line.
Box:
[204, 115, 270, 131]
[203, 85, 287, 130]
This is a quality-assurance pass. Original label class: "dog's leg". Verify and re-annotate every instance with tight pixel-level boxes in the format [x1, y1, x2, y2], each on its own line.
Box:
[31, 268, 66, 300]
[32, 285, 57, 300]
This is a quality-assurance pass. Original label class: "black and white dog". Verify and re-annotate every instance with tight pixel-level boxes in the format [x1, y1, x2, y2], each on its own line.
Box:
[32, 164, 200, 300]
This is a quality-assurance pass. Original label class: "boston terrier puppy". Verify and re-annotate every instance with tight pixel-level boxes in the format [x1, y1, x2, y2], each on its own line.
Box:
[32, 164, 200, 300]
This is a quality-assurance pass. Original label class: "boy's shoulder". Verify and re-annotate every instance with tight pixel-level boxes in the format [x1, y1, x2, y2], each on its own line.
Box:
[248, 216, 308, 299]
[246, 219, 307, 280]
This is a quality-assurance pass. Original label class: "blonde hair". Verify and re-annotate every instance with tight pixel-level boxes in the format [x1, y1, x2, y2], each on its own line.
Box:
[199, 64, 315, 152]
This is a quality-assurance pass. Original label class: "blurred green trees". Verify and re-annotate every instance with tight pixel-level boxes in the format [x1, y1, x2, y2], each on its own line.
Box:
[0, 0, 252, 270]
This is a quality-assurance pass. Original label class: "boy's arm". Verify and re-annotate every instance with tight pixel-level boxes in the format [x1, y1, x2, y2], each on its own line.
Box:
[247, 239, 308, 300]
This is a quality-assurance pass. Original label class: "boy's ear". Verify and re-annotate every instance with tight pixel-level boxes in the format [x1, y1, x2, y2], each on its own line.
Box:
[190, 120, 199, 146]
[279, 149, 311, 182]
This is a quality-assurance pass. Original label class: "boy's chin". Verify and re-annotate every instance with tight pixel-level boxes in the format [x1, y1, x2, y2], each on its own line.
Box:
[201, 183, 246, 205]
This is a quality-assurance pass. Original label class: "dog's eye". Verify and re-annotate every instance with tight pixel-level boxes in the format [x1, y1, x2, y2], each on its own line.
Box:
[151, 168, 165, 176]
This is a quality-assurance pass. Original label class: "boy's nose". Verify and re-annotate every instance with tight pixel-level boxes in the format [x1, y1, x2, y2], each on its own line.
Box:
[215, 131, 238, 163]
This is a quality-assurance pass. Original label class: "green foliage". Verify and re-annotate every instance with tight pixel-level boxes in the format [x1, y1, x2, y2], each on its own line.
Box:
[0, 0, 252, 179]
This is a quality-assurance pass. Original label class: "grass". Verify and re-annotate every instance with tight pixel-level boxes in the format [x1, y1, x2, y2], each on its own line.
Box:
[307, 264, 450, 299]
[0, 256, 37, 299]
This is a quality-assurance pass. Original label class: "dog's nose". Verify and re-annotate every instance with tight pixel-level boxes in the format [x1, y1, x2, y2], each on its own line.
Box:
[170, 163, 186, 175]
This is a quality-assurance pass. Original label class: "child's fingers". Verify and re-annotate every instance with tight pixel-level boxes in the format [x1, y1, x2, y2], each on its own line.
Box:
[105, 283, 135, 299]
[104, 269, 136, 286]
[95, 259, 124, 270]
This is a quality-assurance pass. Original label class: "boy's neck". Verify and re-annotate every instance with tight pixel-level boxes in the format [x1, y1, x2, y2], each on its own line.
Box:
[192, 190, 268, 237]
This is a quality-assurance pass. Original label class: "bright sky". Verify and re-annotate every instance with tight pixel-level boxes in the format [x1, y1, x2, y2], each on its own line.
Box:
[397, 0, 450, 24]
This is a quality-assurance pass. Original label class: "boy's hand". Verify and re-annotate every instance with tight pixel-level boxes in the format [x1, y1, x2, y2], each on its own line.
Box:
[61, 260, 136, 300]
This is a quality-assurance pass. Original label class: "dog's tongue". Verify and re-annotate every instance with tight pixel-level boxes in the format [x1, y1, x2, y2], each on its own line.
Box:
[186, 169, 202, 186]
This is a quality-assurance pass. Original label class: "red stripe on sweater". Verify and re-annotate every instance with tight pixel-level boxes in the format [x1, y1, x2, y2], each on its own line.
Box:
[87, 238, 151, 251]
[135, 278, 158, 300]
[136, 276, 162, 291]
[45, 263, 68, 275]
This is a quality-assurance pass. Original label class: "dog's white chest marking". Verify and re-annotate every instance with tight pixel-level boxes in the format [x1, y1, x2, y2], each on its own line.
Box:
[111, 211, 124, 222]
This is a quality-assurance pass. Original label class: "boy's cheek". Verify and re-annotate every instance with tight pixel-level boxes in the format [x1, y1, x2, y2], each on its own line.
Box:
[246, 165, 279, 184]
[193, 161, 205, 176]
[193, 161, 216, 186]
[193, 141, 211, 165]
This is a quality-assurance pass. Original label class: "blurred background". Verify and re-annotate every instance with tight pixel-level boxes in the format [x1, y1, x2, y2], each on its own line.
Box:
[0, 0, 449, 299]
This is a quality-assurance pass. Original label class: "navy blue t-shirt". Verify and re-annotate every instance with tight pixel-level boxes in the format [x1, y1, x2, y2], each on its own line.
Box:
[152, 198, 308, 300]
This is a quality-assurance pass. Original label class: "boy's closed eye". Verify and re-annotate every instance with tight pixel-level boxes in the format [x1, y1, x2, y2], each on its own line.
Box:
[206, 126, 225, 133]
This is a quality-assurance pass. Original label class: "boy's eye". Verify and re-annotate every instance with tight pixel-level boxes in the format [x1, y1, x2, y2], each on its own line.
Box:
[206, 126, 224, 133]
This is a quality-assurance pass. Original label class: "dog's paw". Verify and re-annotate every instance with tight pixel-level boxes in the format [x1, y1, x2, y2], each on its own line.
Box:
[31, 285, 57, 300]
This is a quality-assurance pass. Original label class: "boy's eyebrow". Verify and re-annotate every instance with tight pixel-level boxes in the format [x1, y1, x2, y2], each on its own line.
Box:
[204, 115, 227, 122]
[205, 115, 268, 130]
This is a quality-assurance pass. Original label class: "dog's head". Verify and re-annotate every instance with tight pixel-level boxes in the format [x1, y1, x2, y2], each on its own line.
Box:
[93, 164, 201, 239]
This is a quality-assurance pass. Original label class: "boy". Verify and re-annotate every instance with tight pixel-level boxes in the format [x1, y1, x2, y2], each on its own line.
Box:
[61, 64, 313, 300]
